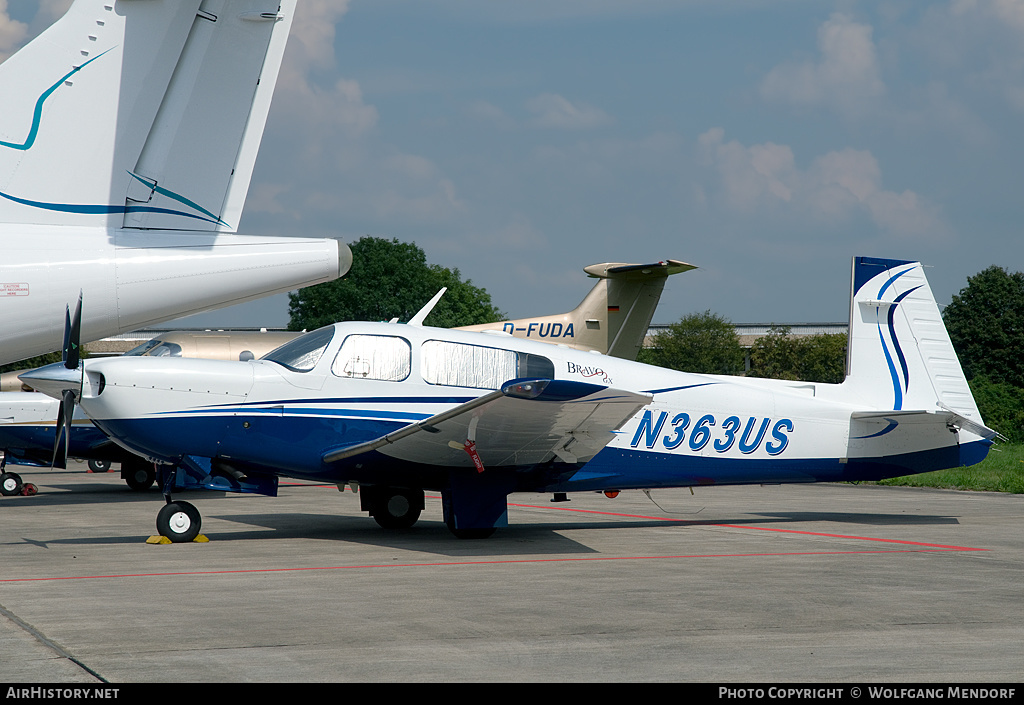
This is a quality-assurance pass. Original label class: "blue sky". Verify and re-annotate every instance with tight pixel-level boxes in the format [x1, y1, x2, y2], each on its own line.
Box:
[4, 0, 1022, 327]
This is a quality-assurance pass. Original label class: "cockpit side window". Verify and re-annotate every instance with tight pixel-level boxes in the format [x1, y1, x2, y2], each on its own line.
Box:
[332, 335, 411, 381]
[261, 326, 335, 372]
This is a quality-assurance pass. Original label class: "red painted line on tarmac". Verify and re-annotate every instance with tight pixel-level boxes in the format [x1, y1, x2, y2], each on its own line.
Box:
[507, 500, 987, 552]
[0, 493, 986, 584]
[0, 546, 982, 584]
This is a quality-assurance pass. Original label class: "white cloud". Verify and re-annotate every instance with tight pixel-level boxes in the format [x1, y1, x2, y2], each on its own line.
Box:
[0, 0, 27, 64]
[936, 0, 1024, 115]
[526, 93, 613, 129]
[275, 1, 376, 136]
[250, 0, 471, 228]
[760, 13, 884, 117]
[468, 100, 516, 129]
[697, 128, 948, 240]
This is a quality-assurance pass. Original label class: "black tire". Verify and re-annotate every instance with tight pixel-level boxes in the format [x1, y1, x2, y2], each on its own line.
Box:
[1, 472, 23, 497]
[372, 488, 423, 530]
[156, 500, 202, 543]
[88, 459, 111, 473]
[124, 463, 156, 491]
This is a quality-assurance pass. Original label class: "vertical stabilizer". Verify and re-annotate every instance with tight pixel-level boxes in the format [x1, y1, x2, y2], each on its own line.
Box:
[844, 257, 982, 423]
[0, 0, 295, 231]
[460, 260, 695, 359]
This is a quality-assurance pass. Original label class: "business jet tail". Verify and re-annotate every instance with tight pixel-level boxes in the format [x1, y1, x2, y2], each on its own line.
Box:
[460, 260, 696, 360]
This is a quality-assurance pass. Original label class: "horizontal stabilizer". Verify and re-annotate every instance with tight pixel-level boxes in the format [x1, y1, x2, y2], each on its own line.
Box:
[584, 259, 697, 279]
[851, 409, 1000, 441]
[323, 379, 651, 468]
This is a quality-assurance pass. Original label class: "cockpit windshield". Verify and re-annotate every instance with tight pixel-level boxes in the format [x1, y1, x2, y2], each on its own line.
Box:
[123, 339, 183, 357]
[260, 326, 335, 372]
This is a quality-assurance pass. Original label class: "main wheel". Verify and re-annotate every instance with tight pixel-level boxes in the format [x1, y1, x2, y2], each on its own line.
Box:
[371, 488, 423, 530]
[123, 462, 156, 491]
[156, 500, 202, 543]
[1, 472, 23, 496]
[88, 459, 111, 473]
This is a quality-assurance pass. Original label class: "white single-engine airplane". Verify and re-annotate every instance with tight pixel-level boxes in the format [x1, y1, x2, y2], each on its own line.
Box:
[23, 257, 998, 541]
[0, 0, 350, 366]
[0, 257, 693, 497]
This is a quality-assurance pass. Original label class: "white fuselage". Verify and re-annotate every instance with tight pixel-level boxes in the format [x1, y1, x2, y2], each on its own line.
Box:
[52, 322, 985, 489]
[0, 225, 345, 365]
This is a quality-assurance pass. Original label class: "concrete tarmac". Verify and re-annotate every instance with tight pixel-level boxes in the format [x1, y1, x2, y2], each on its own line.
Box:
[0, 461, 1021, 683]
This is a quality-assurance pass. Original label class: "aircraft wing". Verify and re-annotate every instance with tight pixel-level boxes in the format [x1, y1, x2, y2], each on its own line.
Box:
[323, 379, 651, 469]
[851, 409, 1001, 441]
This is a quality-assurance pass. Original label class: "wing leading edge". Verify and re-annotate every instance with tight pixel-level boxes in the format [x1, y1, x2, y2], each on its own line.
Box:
[322, 379, 652, 469]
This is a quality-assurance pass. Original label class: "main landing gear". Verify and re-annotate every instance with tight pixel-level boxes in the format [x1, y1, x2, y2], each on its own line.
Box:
[362, 486, 424, 530]
[361, 485, 496, 538]
[121, 459, 157, 491]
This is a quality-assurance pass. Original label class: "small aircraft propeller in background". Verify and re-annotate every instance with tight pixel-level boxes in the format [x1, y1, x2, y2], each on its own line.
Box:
[51, 294, 84, 469]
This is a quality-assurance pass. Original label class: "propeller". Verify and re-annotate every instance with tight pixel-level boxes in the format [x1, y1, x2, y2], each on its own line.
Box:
[51, 294, 83, 469]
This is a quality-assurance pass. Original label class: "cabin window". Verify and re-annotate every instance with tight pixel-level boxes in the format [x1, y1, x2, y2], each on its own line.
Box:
[332, 335, 411, 382]
[262, 326, 335, 372]
[420, 341, 551, 389]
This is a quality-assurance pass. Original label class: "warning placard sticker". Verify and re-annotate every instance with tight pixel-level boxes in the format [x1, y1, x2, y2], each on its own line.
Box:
[2, 283, 29, 296]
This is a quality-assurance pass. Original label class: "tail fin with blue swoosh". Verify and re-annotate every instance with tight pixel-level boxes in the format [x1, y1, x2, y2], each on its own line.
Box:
[844, 257, 990, 434]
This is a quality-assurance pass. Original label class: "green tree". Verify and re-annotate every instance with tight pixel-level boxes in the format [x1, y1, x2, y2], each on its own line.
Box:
[943, 265, 1024, 388]
[639, 310, 745, 375]
[968, 375, 1024, 444]
[747, 325, 800, 381]
[747, 327, 847, 384]
[288, 236, 504, 331]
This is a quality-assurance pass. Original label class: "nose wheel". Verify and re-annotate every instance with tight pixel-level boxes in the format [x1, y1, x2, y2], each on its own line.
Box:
[156, 500, 202, 543]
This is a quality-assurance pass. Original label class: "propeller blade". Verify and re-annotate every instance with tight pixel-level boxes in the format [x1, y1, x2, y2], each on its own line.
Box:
[62, 305, 71, 365]
[51, 389, 76, 470]
[64, 293, 83, 370]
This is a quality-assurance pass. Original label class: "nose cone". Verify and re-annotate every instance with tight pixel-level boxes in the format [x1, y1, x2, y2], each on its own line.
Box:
[80, 357, 256, 463]
[337, 239, 353, 277]
[81, 356, 255, 420]
[18, 363, 81, 399]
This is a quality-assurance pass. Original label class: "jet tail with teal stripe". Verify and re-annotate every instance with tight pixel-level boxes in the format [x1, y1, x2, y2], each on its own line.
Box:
[0, 1, 350, 366]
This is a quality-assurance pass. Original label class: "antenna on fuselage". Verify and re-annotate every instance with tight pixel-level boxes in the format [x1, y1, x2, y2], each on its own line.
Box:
[408, 288, 447, 326]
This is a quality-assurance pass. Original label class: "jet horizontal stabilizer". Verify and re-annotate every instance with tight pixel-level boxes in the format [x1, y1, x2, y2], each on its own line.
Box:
[589, 259, 697, 279]
[323, 379, 651, 468]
